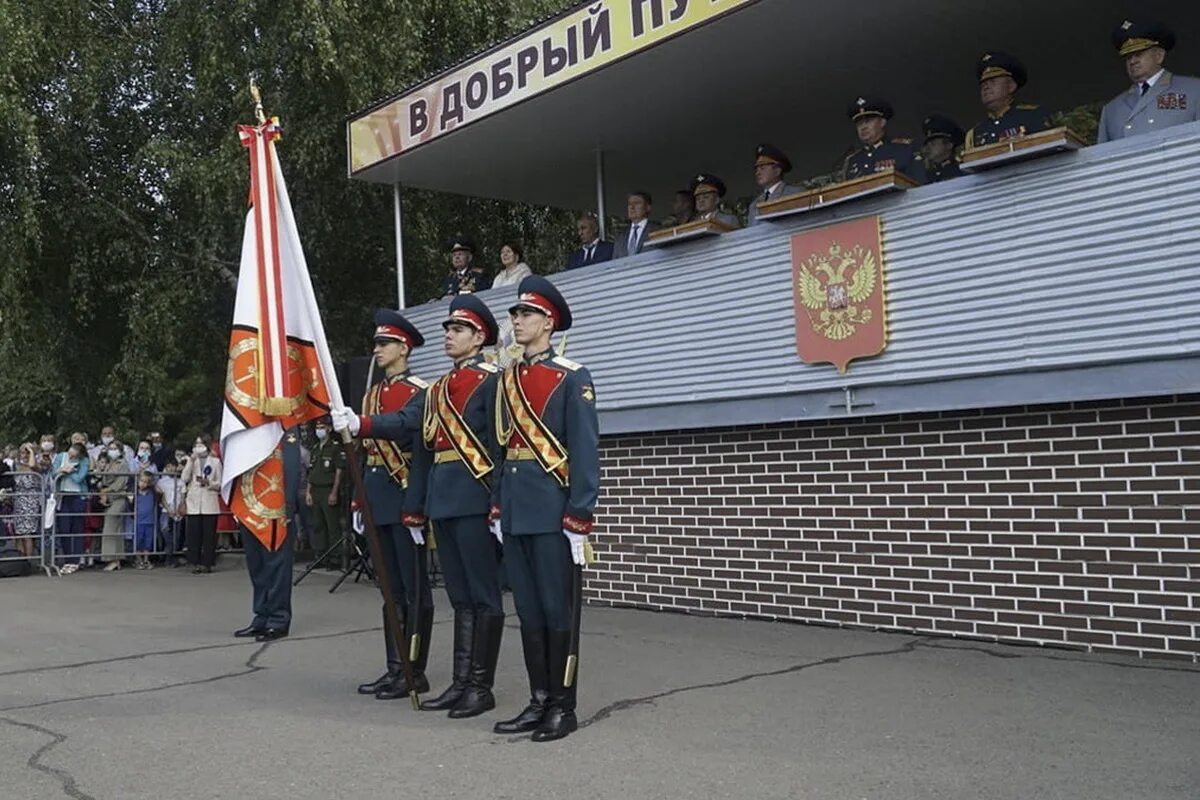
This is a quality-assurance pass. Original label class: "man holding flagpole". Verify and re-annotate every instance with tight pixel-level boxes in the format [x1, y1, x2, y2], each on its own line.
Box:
[334, 294, 507, 721]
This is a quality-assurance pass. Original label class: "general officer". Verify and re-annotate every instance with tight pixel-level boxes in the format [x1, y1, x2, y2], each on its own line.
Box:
[490, 275, 600, 743]
[922, 114, 965, 183]
[690, 173, 741, 228]
[233, 431, 300, 642]
[966, 52, 1049, 149]
[1098, 20, 1200, 143]
[842, 97, 926, 183]
[354, 310, 434, 701]
[335, 294, 505, 720]
[306, 416, 345, 567]
[748, 143, 802, 226]
[437, 236, 492, 299]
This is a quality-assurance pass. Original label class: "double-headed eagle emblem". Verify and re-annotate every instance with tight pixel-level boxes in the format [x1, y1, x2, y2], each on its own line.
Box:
[795, 241, 877, 340]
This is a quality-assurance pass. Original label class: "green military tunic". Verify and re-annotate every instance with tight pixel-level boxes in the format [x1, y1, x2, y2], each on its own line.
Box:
[307, 436, 346, 555]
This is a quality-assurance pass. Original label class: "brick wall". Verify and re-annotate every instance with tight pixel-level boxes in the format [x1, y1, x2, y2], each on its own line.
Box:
[588, 394, 1200, 661]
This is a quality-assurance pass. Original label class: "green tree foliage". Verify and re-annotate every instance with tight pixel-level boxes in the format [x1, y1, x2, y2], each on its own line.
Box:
[0, 0, 571, 445]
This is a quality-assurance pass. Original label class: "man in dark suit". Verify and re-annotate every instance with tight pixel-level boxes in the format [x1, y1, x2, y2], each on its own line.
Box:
[564, 214, 613, 271]
[612, 192, 659, 259]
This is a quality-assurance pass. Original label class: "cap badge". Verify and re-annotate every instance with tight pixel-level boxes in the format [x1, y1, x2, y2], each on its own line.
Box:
[1121, 20, 1132, 30]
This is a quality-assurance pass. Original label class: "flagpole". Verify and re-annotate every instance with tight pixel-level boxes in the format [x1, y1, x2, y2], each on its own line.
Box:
[252, 81, 421, 708]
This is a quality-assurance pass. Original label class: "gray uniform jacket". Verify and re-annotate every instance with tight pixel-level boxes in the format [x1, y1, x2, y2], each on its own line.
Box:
[701, 210, 741, 228]
[1097, 71, 1200, 143]
[748, 182, 803, 225]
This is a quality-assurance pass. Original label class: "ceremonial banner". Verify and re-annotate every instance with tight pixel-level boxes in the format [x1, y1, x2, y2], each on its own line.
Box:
[790, 215, 889, 373]
[219, 118, 343, 550]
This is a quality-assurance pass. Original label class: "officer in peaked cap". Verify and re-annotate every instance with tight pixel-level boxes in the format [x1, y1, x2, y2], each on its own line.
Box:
[334, 292, 506, 720]
[1098, 20, 1200, 143]
[438, 234, 492, 300]
[353, 309, 435, 701]
[748, 143, 802, 226]
[491, 275, 599, 742]
[842, 96, 926, 184]
[966, 52, 1050, 149]
[689, 173, 741, 228]
[922, 114, 965, 183]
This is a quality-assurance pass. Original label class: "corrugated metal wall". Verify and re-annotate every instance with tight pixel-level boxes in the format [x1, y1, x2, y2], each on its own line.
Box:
[395, 122, 1200, 430]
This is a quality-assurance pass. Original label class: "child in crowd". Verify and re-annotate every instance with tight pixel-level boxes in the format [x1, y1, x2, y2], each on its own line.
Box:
[132, 471, 160, 569]
[157, 459, 186, 566]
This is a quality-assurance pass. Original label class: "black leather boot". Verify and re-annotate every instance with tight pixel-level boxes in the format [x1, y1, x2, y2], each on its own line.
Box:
[532, 629, 577, 742]
[494, 627, 549, 734]
[448, 610, 505, 719]
[420, 608, 474, 710]
[358, 604, 400, 695]
[376, 603, 433, 698]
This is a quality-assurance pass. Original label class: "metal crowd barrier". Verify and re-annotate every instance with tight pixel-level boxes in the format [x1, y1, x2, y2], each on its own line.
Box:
[0, 472, 52, 577]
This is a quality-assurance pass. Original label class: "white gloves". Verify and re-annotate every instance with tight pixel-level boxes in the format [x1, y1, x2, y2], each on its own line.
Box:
[330, 407, 360, 436]
[352, 510, 364, 534]
[490, 519, 503, 544]
[408, 526, 425, 546]
[563, 530, 586, 566]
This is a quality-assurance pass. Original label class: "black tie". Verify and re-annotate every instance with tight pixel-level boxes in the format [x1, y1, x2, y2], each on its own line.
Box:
[762, 190, 771, 202]
[1140, 81, 1150, 96]
[585, 245, 594, 262]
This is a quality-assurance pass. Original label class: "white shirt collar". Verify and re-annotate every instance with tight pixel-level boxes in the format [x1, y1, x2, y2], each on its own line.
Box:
[765, 180, 784, 196]
[1141, 68, 1166, 89]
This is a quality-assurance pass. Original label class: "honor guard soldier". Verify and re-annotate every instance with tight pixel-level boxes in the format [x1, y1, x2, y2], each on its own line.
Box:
[306, 416, 345, 566]
[748, 143, 801, 225]
[354, 310, 434, 701]
[334, 294, 506, 720]
[966, 52, 1050, 148]
[922, 114, 965, 183]
[843, 97, 926, 183]
[690, 173, 741, 228]
[233, 430, 300, 641]
[1098, 20, 1200, 143]
[437, 235, 492, 299]
[490, 276, 600, 742]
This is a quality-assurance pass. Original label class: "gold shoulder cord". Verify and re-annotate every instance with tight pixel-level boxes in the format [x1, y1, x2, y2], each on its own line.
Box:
[495, 366, 515, 445]
[422, 376, 441, 446]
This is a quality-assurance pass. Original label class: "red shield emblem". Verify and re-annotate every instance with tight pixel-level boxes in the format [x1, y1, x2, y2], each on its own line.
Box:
[791, 215, 888, 373]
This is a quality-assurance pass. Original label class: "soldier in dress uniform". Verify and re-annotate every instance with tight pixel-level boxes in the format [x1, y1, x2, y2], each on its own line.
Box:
[842, 97, 926, 183]
[966, 52, 1050, 149]
[335, 294, 505, 720]
[1098, 20, 1200, 143]
[690, 173, 741, 228]
[437, 236, 492, 299]
[490, 275, 599, 742]
[306, 416, 345, 567]
[748, 143, 802, 226]
[922, 114, 965, 183]
[232, 429, 300, 642]
[354, 310, 434, 701]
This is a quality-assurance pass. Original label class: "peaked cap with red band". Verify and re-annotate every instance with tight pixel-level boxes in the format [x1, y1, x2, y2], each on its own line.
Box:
[443, 294, 499, 345]
[372, 308, 425, 348]
[509, 275, 573, 332]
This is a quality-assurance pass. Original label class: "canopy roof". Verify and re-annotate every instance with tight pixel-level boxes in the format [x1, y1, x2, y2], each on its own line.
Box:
[348, 0, 1200, 211]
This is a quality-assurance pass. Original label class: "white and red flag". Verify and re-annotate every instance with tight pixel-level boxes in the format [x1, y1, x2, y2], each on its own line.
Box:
[219, 117, 344, 550]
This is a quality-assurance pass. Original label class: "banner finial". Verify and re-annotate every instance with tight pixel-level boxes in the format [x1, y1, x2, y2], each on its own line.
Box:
[249, 78, 266, 124]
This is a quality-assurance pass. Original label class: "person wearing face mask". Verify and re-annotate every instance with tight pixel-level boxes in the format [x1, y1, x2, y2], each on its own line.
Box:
[97, 442, 131, 571]
[180, 433, 223, 573]
[148, 432, 171, 472]
[133, 440, 157, 474]
[36, 435, 57, 475]
[50, 441, 90, 572]
[305, 417, 346, 567]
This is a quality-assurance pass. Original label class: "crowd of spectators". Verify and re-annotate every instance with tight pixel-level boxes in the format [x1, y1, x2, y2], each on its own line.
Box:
[0, 427, 265, 576]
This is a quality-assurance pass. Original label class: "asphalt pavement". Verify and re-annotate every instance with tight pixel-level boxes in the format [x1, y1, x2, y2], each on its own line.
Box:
[1, 559, 1197, 800]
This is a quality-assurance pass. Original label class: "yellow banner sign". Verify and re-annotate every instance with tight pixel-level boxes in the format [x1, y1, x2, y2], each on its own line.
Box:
[348, 0, 756, 174]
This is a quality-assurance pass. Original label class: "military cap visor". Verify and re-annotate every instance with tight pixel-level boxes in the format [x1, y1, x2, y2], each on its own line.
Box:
[372, 309, 425, 348]
[447, 234, 476, 253]
[754, 144, 792, 174]
[922, 114, 965, 146]
[977, 52, 1028, 87]
[847, 96, 894, 121]
[509, 275, 573, 332]
[443, 295, 498, 345]
[690, 173, 727, 197]
[1112, 20, 1175, 56]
